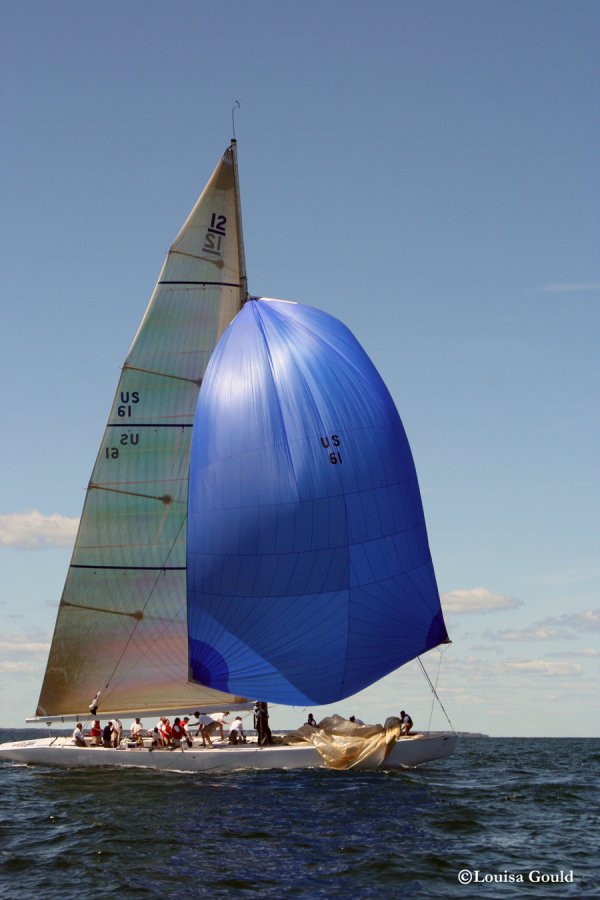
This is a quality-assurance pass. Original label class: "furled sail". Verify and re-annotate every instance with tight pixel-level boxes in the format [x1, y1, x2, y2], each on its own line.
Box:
[187, 298, 449, 705]
[36, 145, 250, 719]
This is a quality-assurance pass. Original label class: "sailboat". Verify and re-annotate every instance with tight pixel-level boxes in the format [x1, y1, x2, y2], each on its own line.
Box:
[0, 142, 456, 772]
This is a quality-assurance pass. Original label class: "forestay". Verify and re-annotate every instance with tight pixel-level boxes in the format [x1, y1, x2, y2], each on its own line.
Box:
[36, 146, 249, 719]
[187, 298, 449, 705]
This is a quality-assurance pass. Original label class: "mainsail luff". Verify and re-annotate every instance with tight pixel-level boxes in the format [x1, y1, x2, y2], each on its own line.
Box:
[36, 146, 249, 719]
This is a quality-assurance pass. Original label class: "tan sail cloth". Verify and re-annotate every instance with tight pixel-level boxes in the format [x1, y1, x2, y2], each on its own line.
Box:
[35, 147, 248, 719]
[287, 715, 403, 770]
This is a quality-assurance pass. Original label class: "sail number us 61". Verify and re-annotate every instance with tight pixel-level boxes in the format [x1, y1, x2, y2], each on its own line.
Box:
[105, 391, 141, 459]
[321, 434, 343, 464]
[105, 432, 139, 459]
[117, 390, 140, 417]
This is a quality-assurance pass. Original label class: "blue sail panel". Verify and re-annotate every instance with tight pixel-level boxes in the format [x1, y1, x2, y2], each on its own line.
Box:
[187, 298, 448, 705]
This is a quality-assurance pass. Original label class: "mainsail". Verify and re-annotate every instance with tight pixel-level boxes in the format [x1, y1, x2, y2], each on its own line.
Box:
[187, 298, 449, 706]
[35, 144, 250, 719]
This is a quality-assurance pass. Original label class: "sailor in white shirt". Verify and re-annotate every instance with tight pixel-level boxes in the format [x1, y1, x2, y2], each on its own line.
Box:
[72, 723, 86, 747]
[209, 711, 230, 740]
[130, 718, 144, 745]
[228, 716, 246, 744]
[112, 717, 123, 747]
[197, 713, 216, 746]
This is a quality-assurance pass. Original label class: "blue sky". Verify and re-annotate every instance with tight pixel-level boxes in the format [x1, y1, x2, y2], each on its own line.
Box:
[1, 1, 598, 736]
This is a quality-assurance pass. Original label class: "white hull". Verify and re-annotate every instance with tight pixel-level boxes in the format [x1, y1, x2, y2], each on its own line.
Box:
[0, 733, 456, 772]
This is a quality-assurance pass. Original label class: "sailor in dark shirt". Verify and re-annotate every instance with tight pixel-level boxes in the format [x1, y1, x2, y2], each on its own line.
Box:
[400, 710, 413, 734]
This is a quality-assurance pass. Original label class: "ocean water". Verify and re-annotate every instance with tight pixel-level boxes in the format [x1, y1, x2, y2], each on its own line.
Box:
[0, 731, 597, 898]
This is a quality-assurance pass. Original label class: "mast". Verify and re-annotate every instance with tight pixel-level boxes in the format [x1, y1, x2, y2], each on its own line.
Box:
[230, 138, 248, 303]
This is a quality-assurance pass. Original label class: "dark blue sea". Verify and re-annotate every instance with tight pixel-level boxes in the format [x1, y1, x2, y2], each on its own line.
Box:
[0, 731, 597, 898]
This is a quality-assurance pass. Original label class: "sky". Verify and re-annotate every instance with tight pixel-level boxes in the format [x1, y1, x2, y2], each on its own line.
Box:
[0, 1, 598, 737]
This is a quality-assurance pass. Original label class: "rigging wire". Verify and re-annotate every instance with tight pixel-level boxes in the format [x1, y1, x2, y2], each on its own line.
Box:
[426, 646, 447, 732]
[418, 649, 455, 734]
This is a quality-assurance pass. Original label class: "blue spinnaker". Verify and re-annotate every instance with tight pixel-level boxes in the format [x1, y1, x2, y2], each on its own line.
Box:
[187, 298, 448, 705]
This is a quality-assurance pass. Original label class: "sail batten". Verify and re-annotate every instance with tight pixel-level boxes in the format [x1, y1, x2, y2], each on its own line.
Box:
[122, 364, 203, 385]
[62, 602, 144, 619]
[36, 146, 249, 718]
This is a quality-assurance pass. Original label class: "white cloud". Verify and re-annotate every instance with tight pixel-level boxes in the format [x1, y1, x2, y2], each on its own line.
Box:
[491, 626, 574, 641]
[0, 634, 51, 660]
[487, 609, 600, 643]
[504, 659, 583, 676]
[0, 659, 42, 674]
[536, 282, 600, 293]
[440, 688, 484, 707]
[445, 657, 491, 675]
[549, 647, 599, 659]
[0, 510, 78, 549]
[540, 610, 600, 633]
[442, 587, 522, 615]
[0, 634, 49, 675]
[470, 644, 505, 654]
[0, 640, 50, 655]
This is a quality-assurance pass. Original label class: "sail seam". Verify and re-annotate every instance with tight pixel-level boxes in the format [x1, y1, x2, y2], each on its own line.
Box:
[106, 422, 193, 428]
[70, 565, 186, 570]
[158, 281, 241, 287]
